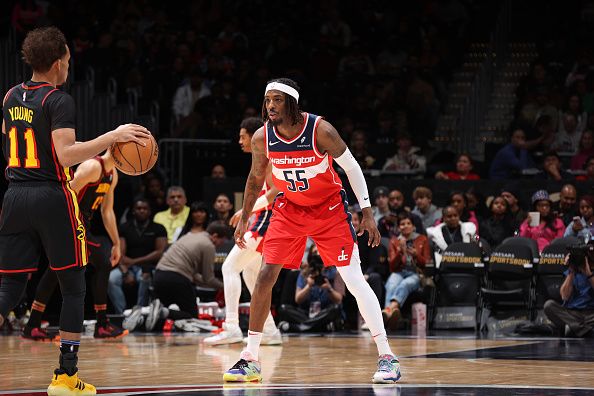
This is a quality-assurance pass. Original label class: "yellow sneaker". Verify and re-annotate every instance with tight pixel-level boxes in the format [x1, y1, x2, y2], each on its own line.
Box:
[47, 371, 96, 396]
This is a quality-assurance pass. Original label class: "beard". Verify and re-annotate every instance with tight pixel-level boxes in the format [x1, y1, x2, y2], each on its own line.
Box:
[269, 116, 283, 126]
[268, 113, 283, 126]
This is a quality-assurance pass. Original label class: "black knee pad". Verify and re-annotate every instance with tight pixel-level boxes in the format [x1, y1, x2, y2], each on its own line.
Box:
[56, 268, 86, 333]
[0, 273, 28, 318]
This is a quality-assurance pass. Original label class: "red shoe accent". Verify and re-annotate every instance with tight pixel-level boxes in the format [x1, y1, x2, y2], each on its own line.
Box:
[22, 327, 57, 341]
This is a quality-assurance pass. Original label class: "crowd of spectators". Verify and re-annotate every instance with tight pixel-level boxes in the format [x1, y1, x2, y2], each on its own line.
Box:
[6, 0, 481, 173]
[3, 0, 594, 336]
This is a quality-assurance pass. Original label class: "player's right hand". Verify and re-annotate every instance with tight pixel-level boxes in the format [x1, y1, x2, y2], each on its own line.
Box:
[229, 209, 243, 227]
[111, 124, 150, 146]
[234, 218, 249, 249]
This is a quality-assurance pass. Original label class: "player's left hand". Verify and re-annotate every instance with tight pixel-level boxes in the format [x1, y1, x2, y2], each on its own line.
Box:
[229, 209, 243, 228]
[110, 245, 121, 267]
[359, 209, 381, 247]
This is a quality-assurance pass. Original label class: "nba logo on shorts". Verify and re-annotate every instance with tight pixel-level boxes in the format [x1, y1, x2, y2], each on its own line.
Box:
[338, 247, 349, 262]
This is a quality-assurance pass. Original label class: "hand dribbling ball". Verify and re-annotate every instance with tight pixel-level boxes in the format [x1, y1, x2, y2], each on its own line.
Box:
[111, 133, 158, 175]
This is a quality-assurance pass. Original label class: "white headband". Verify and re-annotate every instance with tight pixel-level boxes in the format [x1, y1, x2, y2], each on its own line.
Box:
[265, 82, 299, 103]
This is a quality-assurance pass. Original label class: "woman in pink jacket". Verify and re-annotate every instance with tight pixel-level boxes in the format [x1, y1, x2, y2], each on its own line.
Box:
[519, 190, 564, 252]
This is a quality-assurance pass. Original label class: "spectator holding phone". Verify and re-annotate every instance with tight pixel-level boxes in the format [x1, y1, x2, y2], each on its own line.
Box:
[383, 212, 431, 330]
[564, 195, 594, 242]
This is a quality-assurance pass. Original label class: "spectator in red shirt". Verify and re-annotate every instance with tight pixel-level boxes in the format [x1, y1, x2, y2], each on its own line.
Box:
[435, 153, 480, 180]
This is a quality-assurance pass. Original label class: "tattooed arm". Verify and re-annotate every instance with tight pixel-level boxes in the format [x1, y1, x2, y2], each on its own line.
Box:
[234, 127, 269, 248]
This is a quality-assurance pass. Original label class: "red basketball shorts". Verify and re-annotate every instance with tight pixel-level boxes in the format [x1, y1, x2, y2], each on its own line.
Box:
[262, 190, 357, 269]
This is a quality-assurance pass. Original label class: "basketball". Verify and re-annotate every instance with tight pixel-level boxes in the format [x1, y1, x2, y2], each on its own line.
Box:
[111, 133, 158, 175]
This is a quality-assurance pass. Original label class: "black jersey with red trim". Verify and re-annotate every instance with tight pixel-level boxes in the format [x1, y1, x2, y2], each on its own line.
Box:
[77, 156, 113, 226]
[2, 81, 76, 183]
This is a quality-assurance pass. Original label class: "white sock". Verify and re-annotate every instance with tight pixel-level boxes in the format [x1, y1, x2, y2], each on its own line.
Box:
[337, 246, 394, 357]
[245, 330, 263, 360]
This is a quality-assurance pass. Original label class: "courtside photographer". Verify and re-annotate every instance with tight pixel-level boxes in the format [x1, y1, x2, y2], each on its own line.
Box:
[544, 244, 594, 337]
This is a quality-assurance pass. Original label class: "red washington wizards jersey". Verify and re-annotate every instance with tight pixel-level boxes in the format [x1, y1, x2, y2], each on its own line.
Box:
[265, 113, 342, 206]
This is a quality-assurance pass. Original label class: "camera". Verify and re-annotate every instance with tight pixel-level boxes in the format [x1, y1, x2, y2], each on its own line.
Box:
[308, 255, 327, 286]
[566, 244, 594, 270]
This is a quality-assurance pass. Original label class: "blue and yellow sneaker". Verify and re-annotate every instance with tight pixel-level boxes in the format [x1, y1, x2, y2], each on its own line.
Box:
[47, 370, 96, 395]
[372, 354, 401, 383]
[223, 351, 262, 382]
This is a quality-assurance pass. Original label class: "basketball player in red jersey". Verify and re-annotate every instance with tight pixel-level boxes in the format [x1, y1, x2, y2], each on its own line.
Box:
[0, 27, 148, 395]
[23, 149, 127, 340]
[224, 78, 401, 383]
[204, 117, 282, 346]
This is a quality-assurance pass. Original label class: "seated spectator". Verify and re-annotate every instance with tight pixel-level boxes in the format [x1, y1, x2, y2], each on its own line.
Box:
[372, 186, 391, 224]
[576, 156, 594, 181]
[564, 195, 594, 242]
[535, 151, 574, 181]
[544, 252, 594, 337]
[435, 153, 480, 180]
[411, 186, 442, 230]
[465, 187, 488, 222]
[501, 183, 527, 227]
[379, 188, 424, 236]
[558, 93, 588, 136]
[553, 184, 579, 226]
[143, 174, 168, 214]
[554, 113, 581, 154]
[212, 193, 234, 227]
[277, 254, 345, 332]
[382, 133, 426, 174]
[124, 222, 229, 332]
[479, 196, 516, 248]
[171, 69, 211, 126]
[173, 201, 210, 242]
[427, 206, 477, 267]
[350, 129, 376, 169]
[211, 164, 227, 179]
[383, 213, 431, 329]
[489, 128, 535, 180]
[108, 199, 168, 313]
[436, 191, 479, 232]
[570, 130, 594, 170]
[529, 114, 556, 152]
[519, 190, 565, 252]
[153, 186, 190, 244]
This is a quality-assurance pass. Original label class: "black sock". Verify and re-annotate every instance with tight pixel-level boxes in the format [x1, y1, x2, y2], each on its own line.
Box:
[27, 308, 44, 329]
[95, 310, 107, 326]
[58, 340, 80, 376]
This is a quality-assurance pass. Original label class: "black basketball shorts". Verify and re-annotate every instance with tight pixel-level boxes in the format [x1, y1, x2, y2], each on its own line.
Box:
[0, 182, 89, 273]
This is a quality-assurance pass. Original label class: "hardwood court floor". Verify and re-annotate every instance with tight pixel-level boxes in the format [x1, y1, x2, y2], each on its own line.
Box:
[1, 332, 594, 395]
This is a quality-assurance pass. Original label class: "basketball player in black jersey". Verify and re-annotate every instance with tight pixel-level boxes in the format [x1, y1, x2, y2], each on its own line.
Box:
[23, 149, 127, 340]
[0, 27, 148, 396]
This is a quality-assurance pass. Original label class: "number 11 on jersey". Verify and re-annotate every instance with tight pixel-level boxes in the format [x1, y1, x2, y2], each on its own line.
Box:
[7, 126, 40, 168]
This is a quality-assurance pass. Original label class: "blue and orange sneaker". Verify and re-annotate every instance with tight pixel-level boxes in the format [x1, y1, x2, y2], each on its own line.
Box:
[22, 326, 58, 341]
[372, 354, 401, 383]
[223, 351, 262, 382]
